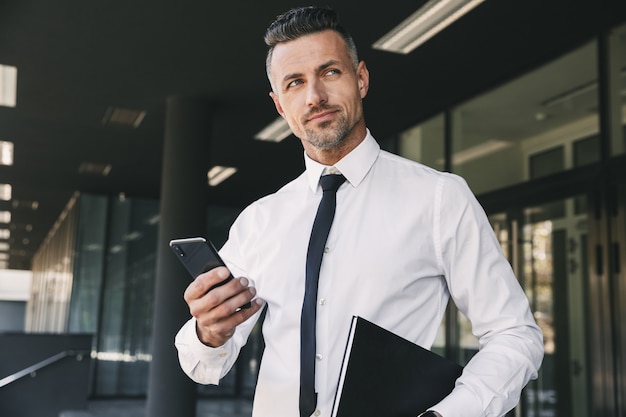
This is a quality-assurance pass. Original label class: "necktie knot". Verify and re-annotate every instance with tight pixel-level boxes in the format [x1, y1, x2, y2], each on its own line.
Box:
[320, 174, 345, 193]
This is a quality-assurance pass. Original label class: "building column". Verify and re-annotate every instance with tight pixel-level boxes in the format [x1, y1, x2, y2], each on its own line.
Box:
[146, 96, 212, 417]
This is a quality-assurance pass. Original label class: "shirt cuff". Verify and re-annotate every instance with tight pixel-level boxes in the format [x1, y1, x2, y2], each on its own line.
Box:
[431, 384, 483, 417]
[175, 318, 233, 384]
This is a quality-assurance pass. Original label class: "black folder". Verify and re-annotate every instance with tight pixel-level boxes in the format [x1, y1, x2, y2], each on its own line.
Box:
[331, 316, 463, 417]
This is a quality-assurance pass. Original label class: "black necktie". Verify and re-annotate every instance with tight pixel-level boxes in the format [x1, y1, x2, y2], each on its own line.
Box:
[300, 173, 346, 417]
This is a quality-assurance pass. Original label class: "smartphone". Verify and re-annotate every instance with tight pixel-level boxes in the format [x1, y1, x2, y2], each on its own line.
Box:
[169, 237, 251, 309]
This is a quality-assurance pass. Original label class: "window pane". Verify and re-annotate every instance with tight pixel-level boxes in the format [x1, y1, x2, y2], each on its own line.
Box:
[452, 41, 599, 194]
[69, 194, 108, 334]
[573, 135, 600, 167]
[612, 23, 626, 156]
[530, 146, 564, 179]
[397, 113, 445, 170]
[95, 197, 159, 396]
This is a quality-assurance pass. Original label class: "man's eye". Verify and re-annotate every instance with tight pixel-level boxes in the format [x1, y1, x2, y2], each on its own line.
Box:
[287, 79, 304, 88]
[325, 69, 340, 76]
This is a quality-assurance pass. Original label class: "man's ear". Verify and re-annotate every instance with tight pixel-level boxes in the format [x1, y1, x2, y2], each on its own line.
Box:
[356, 61, 370, 99]
[269, 91, 285, 117]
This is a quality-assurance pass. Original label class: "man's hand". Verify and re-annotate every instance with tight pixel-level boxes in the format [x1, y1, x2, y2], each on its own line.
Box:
[184, 266, 264, 347]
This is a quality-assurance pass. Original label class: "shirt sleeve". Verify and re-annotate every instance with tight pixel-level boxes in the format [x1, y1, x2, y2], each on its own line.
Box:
[432, 174, 544, 417]
[174, 317, 234, 384]
[175, 306, 263, 385]
[174, 205, 264, 385]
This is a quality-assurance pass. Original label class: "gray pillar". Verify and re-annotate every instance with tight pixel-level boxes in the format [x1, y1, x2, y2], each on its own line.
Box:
[146, 96, 212, 417]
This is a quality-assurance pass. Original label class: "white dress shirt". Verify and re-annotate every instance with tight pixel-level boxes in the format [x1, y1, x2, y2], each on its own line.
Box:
[175, 130, 544, 417]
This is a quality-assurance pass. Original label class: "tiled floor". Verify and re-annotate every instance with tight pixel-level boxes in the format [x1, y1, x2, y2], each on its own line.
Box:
[85, 398, 253, 417]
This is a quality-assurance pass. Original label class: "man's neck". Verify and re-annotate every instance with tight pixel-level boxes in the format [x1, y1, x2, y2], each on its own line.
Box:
[303, 124, 367, 166]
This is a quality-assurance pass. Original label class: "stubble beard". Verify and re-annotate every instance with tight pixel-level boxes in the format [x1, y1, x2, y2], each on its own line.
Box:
[303, 112, 359, 152]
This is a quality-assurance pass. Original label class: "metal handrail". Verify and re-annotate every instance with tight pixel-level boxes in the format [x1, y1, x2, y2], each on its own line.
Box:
[0, 349, 90, 388]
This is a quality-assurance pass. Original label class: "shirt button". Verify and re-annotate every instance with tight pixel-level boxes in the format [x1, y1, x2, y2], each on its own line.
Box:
[319, 298, 326, 306]
[323, 246, 329, 253]
[314, 410, 321, 416]
[315, 353, 323, 361]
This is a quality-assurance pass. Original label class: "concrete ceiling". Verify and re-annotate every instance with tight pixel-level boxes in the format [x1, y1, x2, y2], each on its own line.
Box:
[1, 0, 625, 270]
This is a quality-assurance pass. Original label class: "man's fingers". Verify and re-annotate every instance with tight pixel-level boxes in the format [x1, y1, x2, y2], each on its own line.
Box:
[196, 297, 265, 347]
[183, 266, 231, 303]
[204, 284, 260, 321]
[183, 266, 264, 348]
[198, 295, 263, 331]
[201, 276, 251, 309]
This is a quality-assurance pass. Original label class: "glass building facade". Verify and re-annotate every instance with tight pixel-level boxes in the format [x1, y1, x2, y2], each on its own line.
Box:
[391, 23, 626, 417]
[24, 21, 626, 417]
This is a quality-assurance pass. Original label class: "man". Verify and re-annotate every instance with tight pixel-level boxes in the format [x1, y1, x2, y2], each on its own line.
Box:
[175, 6, 543, 417]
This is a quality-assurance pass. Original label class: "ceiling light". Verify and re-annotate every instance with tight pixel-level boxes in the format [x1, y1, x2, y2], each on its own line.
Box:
[110, 244, 123, 254]
[79, 162, 112, 176]
[124, 231, 142, 241]
[372, 0, 485, 54]
[0, 253, 8, 261]
[542, 80, 597, 108]
[0, 141, 14, 166]
[254, 117, 292, 142]
[208, 165, 238, 186]
[0, 64, 17, 108]
[0, 260, 7, 269]
[542, 67, 626, 108]
[0, 184, 11, 201]
[102, 106, 146, 128]
[0, 229, 9, 239]
[146, 214, 160, 225]
[9, 223, 32, 232]
[0, 211, 10, 223]
[0, 242, 8, 251]
[11, 199, 39, 210]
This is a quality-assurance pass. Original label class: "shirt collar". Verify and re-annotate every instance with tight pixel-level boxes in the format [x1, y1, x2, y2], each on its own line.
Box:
[304, 129, 380, 193]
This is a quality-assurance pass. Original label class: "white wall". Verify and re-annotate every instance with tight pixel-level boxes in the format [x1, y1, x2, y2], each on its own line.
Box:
[0, 270, 32, 332]
[0, 269, 32, 301]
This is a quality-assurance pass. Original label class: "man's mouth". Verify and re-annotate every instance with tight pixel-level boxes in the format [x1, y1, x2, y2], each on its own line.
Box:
[307, 109, 337, 123]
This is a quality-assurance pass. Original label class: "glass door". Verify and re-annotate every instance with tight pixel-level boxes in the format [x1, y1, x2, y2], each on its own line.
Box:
[515, 196, 590, 417]
[456, 194, 592, 417]
[587, 179, 626, 417]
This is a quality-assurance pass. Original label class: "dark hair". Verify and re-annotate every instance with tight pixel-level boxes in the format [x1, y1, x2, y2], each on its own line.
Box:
[264, 6, 359, 86]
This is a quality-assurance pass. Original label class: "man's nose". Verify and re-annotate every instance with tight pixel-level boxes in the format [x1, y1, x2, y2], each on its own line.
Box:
[306, 79, 328, 107]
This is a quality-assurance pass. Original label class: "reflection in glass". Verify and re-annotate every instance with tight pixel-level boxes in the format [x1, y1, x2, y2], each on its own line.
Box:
[397, 113, 445, 170]
[26, 194, 79, 333]
[95, 197, 159, 395]
[523, 220, 554, 355]
[451, 41, 599, 194]
[611, 23, 626, 156]
[529, 147, 564, 179]
[573, 135, 600, 167]
[69, 194, 108, 334]
[478, 196, 589, 416]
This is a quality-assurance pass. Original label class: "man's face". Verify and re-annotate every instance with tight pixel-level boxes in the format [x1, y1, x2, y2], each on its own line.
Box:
[269, 30, 369, 158]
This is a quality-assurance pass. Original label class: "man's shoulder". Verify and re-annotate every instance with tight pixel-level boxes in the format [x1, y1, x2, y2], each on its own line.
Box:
[231, 171, 308, 229]
[377, 149, 446, 178]
[250, 171, 308, 206]
[374, 150, 472, 193]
